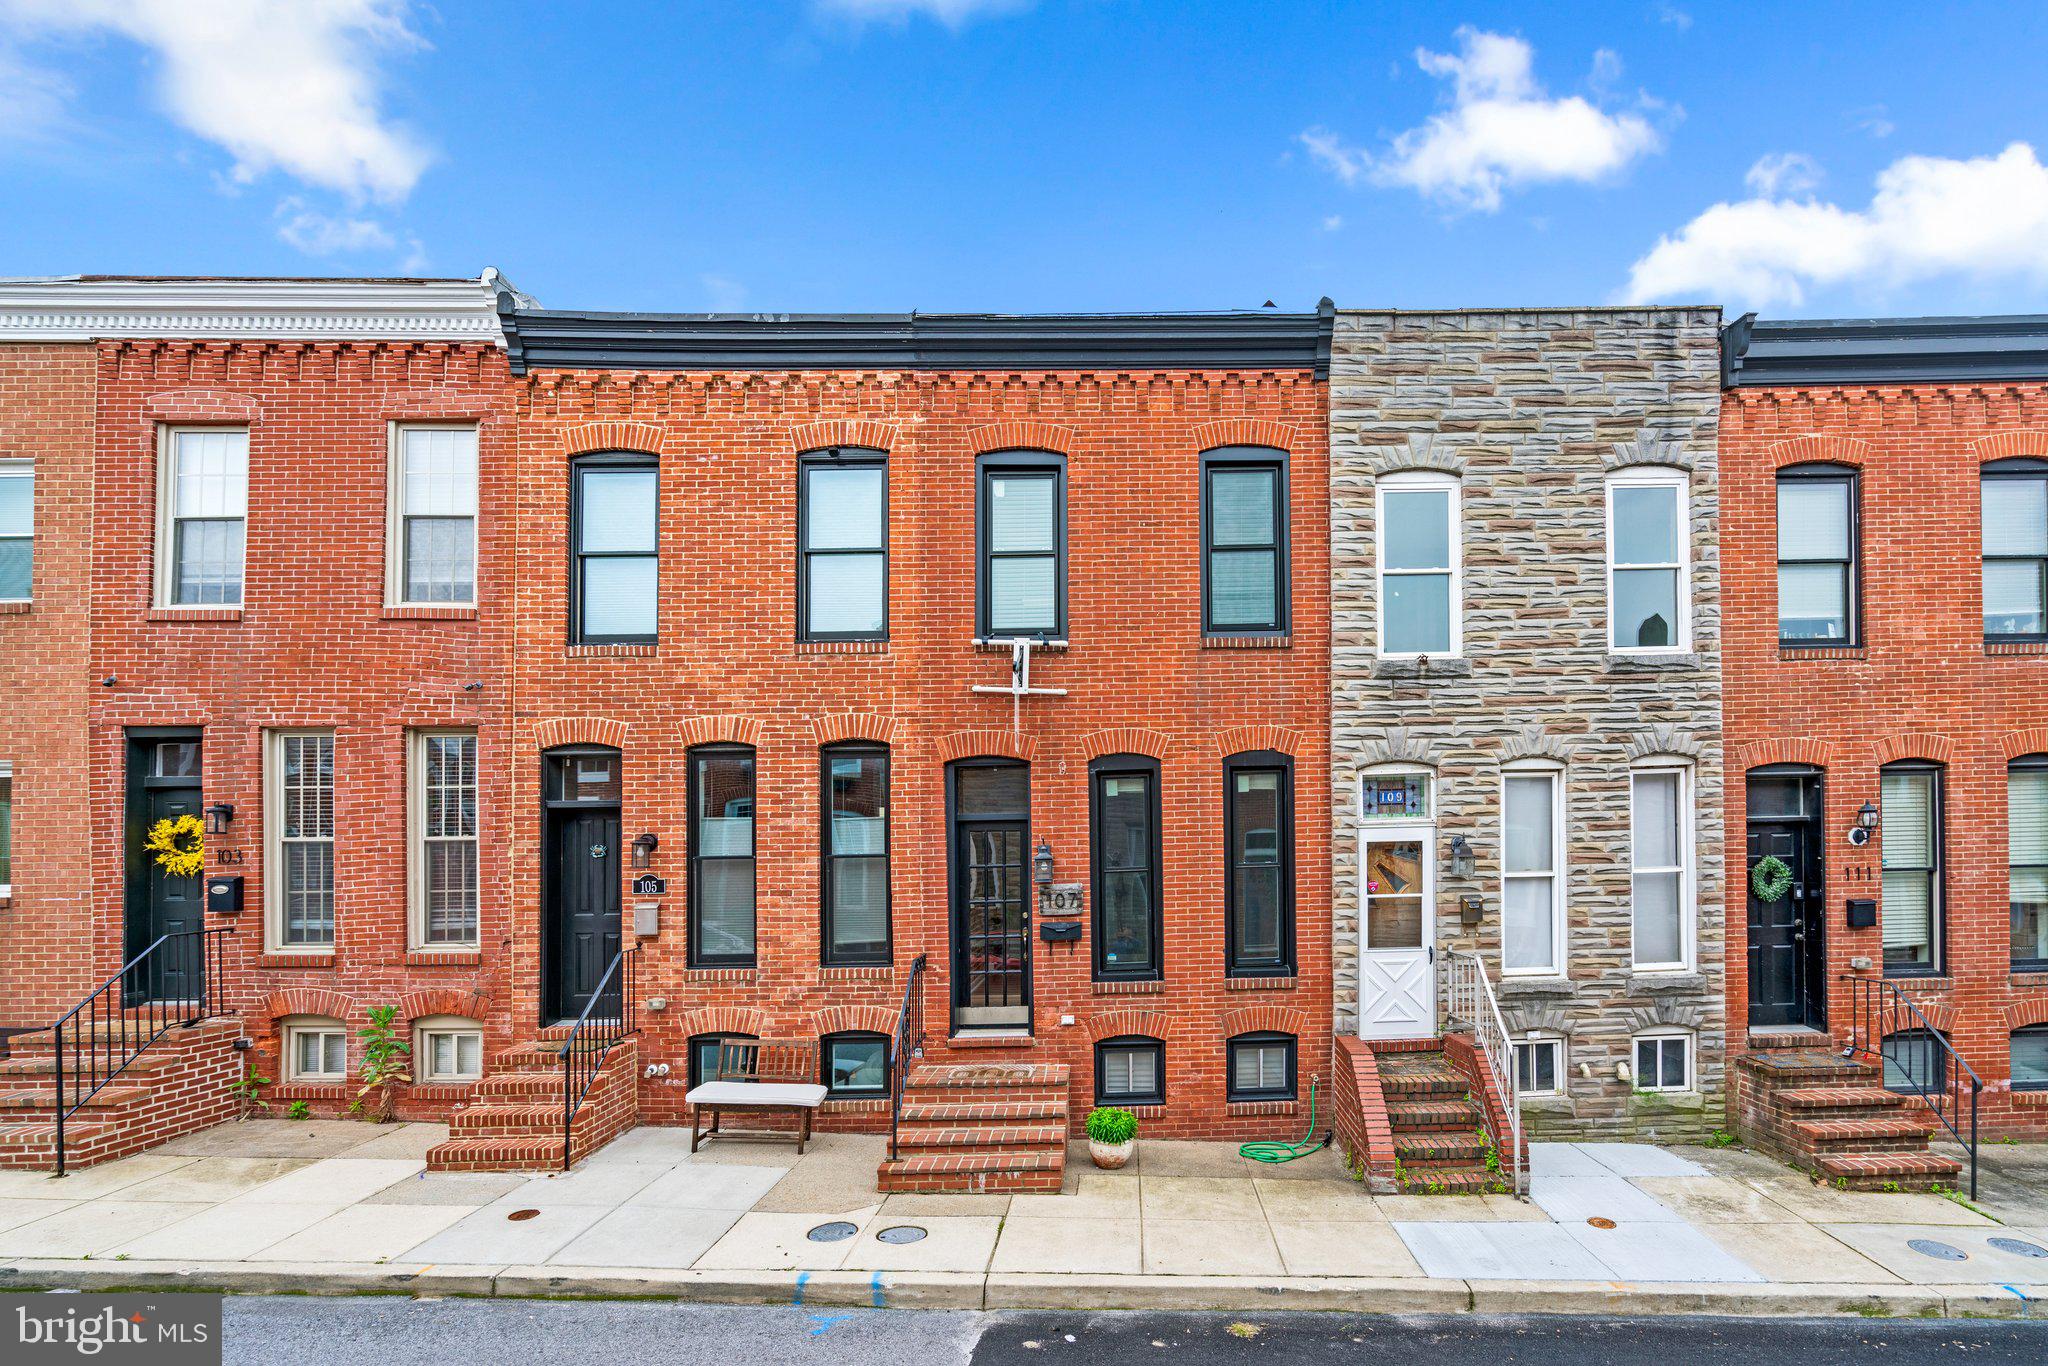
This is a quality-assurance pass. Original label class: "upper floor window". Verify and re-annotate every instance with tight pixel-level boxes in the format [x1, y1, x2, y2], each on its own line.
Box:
[390, 425, 478, 607]
[571, 454, 657, 645]
[1777, 464, 1858, 646]
[1982, 458, 2048, 642]
[158, 427, 248, 607]
[689, 745, 756, 967]
[411, 730, 480, 949]
[1881, 762, 1943, 974]
[798, 448, 887, 641]
[821, 744, 889, 966]
[977, 451, 1065, 639]
[1201, 448, 1288, 635]
[1225, 751, 1294, 977]
[1091, 754, 1162, 981]
[267, 731, 335, 952]
[0, 461, 30, 603]
[1607, 472, 1689, 653]
[2011, 755, 2048, 971]
[1630, 765, 1693, 971]
[1503, 764, 1563, 975]
[1376, 472, 1459, 657]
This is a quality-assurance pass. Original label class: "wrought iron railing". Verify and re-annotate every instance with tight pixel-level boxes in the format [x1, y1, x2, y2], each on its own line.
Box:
[1446, 950, 1524, 1196]
[560, 944, 640, 1171]
[888, 953, 929, 1161]
[1839, 973, 1982, 1198]
[44, 927, 233, 1176]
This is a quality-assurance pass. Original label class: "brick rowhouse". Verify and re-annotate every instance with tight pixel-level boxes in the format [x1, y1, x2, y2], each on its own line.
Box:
[1722, 314, 2048, 1140]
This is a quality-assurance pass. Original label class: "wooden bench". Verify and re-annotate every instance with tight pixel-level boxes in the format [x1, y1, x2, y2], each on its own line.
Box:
[685, 1038, 828, 1154]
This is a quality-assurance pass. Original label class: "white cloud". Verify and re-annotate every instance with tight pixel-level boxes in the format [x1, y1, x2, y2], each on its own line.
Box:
[1654, 3, 1693, 31]
[812, 0, 1030, 27]
[1623, 142, 2048, 308]
[0, 39, 70, 141]
[274, 197, 394, 254]
[1321, 214, 1344, 232]
[2, 0, 430, 203]
[1849, 104, 1896, 139]
[1301, 27, 1663, 212]
[1744, 152, 1822, 198]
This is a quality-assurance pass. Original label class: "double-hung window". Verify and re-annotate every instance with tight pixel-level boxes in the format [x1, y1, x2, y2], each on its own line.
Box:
[268, 731, 335, 951]
[0, 461, 30, 602]
[798, 448, 887, 641]
[1881, 763, 1943, 974]
[390, 425, 478, 606]
[1982, 459, 2048, 642]
[1503, 766, 1562, 974]
[1091, 755, 1161, 981]
[821, 745, 889, 965]
[689, 746, 756, 966]
[412, 730, 479, 948]
[1607, 472, 1689, 652]
[1201, 448, 1288, 635]
[160, 428, 248, 607]
[571, 455, 658, 644]
[2012, 756, 2048, 971]
[1376, 472, 1458, 657]
[1225, 752, 1293, 976]
[1630, 766, 1691, 971]
[1777, 465, 1858, 645]
[977, 452, 1065, 639]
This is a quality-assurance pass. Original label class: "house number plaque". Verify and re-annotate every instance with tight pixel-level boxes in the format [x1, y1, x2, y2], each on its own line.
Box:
[1038, 883, 1084, 918]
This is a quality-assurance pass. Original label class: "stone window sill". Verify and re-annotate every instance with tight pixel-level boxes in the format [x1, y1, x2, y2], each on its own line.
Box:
[948, 1032, 1039, 1049]
[383, 604, 479, 621]
[1499, 974, 1575, 997]
[1371, 656, 1471, 680]
[1627, 971, 1707, 994]
[1606, 652, 1700, 672]
[148, 607, 242, 623]
[1518, 1094, 1575, 1115]
[1627, 1089, 1705, 1113]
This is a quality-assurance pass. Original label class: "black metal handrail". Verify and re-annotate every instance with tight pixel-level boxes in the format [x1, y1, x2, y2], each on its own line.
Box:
[41, 927, 233, 1176]
[1839, 972, 1983, 1198]
[887, 953, 929, 1161]
[560, 944, 640, 1171]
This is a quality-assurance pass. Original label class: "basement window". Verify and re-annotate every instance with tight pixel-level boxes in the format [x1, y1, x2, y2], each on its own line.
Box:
[1515, 1036, 1562, 1097]
[1095, 1036, 1165, 1106]
[1632, 1032, 1692, 1092]
[1226, 1031, 1297, 1102]
[415, 1016, 483, 1083]
[283, 1016, 347, 1083]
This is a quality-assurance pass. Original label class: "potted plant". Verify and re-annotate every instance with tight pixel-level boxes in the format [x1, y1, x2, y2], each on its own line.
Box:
[1085, 1105, 1138, 1169]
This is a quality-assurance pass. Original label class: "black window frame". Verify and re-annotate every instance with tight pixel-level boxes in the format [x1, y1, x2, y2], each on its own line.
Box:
[570, 451, 660, 646]
[819, 742, 891, 967]
[975, 449, 1067, 641]
[796, 446, 889, 644]
[1880, 758, 1945, 979]
[1090, 753, 1163, 982]
[1226, 1030, 1298, 1102]
[1200, 446, 1290, 637]
[1981, 457, 2048, 644]
[687, 1030, 757, 1089]
[1224, 749, 1296, 978]
[819, 1030, 891, 1097]
[687, 743, 758, 969]
[1094, 1035, 1165, 1106]
[1775, 462, 1861, 649]
[1881, 1027, 1951, 1095]
[2011, 753, 2048, 972]
[2011, 1023, 2048, 1092]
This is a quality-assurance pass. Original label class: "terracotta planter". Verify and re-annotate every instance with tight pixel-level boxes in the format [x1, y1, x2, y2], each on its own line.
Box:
[1089, 1137, 1134, 1169]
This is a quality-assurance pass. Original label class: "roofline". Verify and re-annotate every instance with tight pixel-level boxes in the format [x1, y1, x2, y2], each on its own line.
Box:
[1721, 311, 2048, 387]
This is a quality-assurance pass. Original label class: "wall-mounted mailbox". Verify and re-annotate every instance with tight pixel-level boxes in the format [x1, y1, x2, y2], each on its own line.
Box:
[206, 874, 243, 915]
[1845, 897, 1877, 930]
[633, 902, 661, 937]
[1459, 895, 1484, 927]
[1038, 920, 1083, 943]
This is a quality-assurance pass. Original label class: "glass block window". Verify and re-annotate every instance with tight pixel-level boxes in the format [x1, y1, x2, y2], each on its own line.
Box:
[799, 451, 887, 640]
[1881, 765, 1942, 972]
[1095, 1036, 1164, 1105]
[1203, 451, 1286, 634]
[1777, 467, 1857, 644]
[272, 732, 335, 949]
[823, 746, 889, 965]
[164, 428, 248, 606]
[572, 457, 658, 643]
[1227, 1032, 1297, 1101]
[0, 461, 30, 602]
[416, 731, 479, 947]
[979, 456, 1064, 638]
[395, 426, 478, 605]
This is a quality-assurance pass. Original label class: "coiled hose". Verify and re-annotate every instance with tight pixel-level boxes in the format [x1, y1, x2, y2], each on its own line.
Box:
[1237, 1074, 1332, 1163]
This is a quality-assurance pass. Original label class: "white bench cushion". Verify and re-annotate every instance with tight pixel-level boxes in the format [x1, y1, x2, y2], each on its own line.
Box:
[686, 1080, 828, 1108]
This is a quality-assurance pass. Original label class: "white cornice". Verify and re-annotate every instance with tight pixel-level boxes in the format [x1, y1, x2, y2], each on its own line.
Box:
[0, 270, 526, 345]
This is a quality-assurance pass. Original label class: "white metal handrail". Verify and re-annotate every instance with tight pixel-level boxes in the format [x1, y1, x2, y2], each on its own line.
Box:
[1446, 950, 1524, 1196]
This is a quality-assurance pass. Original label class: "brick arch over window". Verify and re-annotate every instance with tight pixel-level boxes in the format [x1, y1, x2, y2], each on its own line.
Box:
[788, 419, 899, 454]
[1974, 431, 2048, 462]
[533, 717, 629, 751]
[1769, 435, 1869, 469]
[812, 713, 898, 747]
[1215, 725, 1301, 758]
[1896, 999, 1958, 1035]
[937, 728, 1036, 763]
[1220, 1004, 1310, 1039]
[1735, 737, 1835, 771]
[1871, 732, 1956, 766]
[560, 421, 666, 458]
[2000, 728, 2048, 761]
[251, 987, 362, 1030]
[1080, 727, 1171, 761]
[141, 389, 264, 425]
[677, 1006, 768, 1038]
[967, 420, 1074, 455]
[1193, 419, 1297, 452]
[1086, 1009, 1174, 1043]
[678, 715, 767, 749]
[2006, 998, 2048, 1031]
[812, 1005, 899, 1037]
[398, 988, 490, 1024]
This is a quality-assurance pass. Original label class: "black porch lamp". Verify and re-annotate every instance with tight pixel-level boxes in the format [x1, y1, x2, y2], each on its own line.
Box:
[1033, 840, 1056, 886]
[203, 802, 236, 836]
[1848, 800, 1879, 847]
[631, 833, 660, 869]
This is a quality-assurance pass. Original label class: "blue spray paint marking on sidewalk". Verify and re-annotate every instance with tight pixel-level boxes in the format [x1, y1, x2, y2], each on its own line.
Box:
[2001, 1284, 2033, 1317]
[792, 1271, 809, 1307]
[870, 1272, 887, 1309]
[807, 1313, 853, 1335]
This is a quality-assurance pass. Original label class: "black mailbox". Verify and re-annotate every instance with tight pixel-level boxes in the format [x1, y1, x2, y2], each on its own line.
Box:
[206, 874, 244, 916]
[1845, 897, 1877, 929]
[1038, 920, 1083, 943]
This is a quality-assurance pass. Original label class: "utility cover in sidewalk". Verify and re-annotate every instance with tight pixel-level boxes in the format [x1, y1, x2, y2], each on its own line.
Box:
[876, 1226, 927, 1245]
[807, 1221, 859, 1243]
[1989, 1237, 2048, 1258]
[507, 1209, 540, 1222]
[1906, 1238, 1967, 1261]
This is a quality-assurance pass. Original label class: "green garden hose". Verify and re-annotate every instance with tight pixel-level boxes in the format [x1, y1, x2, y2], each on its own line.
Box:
[1238, 1075, 1332, 1163]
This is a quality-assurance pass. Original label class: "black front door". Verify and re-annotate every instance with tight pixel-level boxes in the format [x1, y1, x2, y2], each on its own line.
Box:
[125, 734, 205, 1003]
[1746, 766, 1827, 1030]
[547, 806, 621, 1020]
[954, 820, 1030, 1028]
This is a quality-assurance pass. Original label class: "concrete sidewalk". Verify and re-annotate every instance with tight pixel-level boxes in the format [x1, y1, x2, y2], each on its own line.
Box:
[0, 1120, 2044, 1318]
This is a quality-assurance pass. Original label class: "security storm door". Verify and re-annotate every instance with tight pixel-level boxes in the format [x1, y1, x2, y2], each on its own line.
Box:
[1358, 831, 1435, 1039]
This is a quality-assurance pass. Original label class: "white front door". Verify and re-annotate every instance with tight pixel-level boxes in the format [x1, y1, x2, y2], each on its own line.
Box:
[1358, 829, 1436, 1039]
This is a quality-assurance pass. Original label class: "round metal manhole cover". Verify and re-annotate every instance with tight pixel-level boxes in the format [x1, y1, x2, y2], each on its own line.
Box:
[876, 1225, 928, 1245]
[1906, 1238, 1968, 1262]
[807, 1221, 859, 1243]
[1585, 1217, 1617, 1230]
[506, 1209, 541, 1222]
[1989, 1237, 2048, 1259]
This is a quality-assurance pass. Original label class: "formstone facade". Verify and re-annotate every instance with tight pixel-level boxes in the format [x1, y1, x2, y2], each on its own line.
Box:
[1329, 307, 1728, 1140]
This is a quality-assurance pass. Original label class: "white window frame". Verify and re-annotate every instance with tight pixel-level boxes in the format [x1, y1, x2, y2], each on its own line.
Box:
[265, 730, 335, 955]
[414, 1015, 484, 1083]
[1629, 762, 1695, 973]
[0, 460, 31, 604]
[282, 1016, 347, 1082]
[1375, 472, 1462, 659]
[1514, 1034, 1564, 1098]
[0, 758, 13, 898]
[1631, 1029, 1695, 1093]
[154, 426, 250, 609]
[1500, 761, 1566, 977]
[1604, 470, 1692, 655]
[1357, 763, 1436, 823]
[386, 423, 480, 608]
[409, 728, 480, 951]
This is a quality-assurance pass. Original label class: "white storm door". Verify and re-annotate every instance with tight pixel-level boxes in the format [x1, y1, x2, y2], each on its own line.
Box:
[1359, 830, 1436, 1039]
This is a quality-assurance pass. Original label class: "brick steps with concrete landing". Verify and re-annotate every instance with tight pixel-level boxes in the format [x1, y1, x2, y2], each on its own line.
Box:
[427, 1037, 639, 1173]
[1731, 1047, 1962, 1192]
[0, 1017, 244, 1171]
[877, 1061, 1069, 1194]
[1375, 1049, 1503, 1196]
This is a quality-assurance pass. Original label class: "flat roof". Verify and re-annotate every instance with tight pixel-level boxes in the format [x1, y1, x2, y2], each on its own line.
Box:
[1721, 312, 2048, 387]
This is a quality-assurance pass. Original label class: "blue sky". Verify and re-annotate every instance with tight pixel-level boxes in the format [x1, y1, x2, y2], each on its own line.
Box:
[3, 1, 2047, 319]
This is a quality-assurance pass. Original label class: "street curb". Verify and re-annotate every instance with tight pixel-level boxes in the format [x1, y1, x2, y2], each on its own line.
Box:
[981, 1273, 1468, 1313]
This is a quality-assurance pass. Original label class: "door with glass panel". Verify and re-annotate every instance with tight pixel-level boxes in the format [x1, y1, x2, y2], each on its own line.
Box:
[950, 761, 1032, 1030]
[542, 749, 623, 1022]
[1359, 829, 1435, 1039]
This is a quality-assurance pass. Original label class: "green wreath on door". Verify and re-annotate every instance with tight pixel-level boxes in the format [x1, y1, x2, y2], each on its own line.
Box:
[1749, 854, 1793, 904]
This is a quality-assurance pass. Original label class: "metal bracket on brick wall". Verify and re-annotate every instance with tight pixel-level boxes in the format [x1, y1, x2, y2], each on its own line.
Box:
[971, 638, 1067, 734]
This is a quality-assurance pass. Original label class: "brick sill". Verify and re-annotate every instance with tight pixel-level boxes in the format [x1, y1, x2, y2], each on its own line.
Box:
[383, 604, 479, 621]
[795, 640, 888, 656]
[1092, 979, 1166, 995]
[948, 1032, 1037, 1049]
[1226, 1100, 1300, 1118]
[147, 607, 242, 623]
[257, 953, 335, 971]
[1225, 975, 1298, 992]
[1986, 640, 2048, 656]
[1202, 635, 1291, 650]
[0, 895, 11, 911]
[684, 967, 757, 984]
[269, 1082, 345, 1102]
[1778, 645, 1868, 662]
[819, 966, 894, 983]
[405, 950, 482, 968]
[565, 642, 657, 659]
[2013, 1089, 2048, 1105]
[0, 601, 29, 615]
[821, 1098, 889, 1114]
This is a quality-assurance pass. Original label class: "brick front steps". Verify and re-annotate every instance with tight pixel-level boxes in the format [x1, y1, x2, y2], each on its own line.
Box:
[1731, 1047, 1963, 1192]
[1376, 1048, 1505, 1195]
[877, 1061, 1069, 1193]
[427, 1038, 638, 1173]
[0, 1016, 244, 1172]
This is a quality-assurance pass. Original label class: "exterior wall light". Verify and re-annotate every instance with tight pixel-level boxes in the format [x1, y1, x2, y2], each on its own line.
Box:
[1448, 833, 1476, 879]
[1848, 800, 1879, 847]
[631, 833, 660, 868]
[1033, 840, 1056, 886]
[204, 802, 236, 836]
